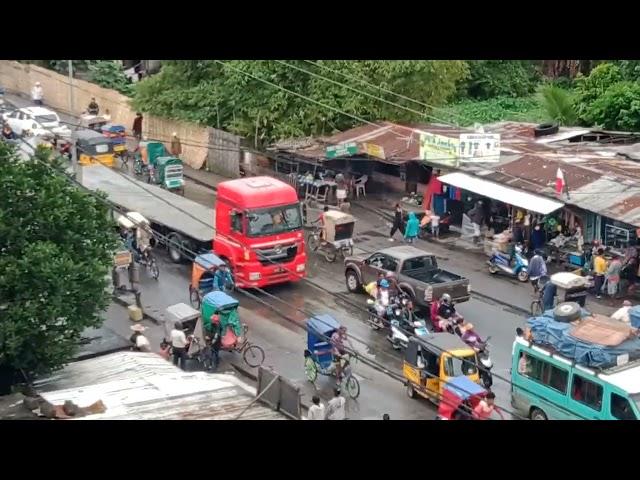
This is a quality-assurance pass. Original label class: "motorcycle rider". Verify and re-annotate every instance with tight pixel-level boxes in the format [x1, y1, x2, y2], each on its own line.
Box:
[213, 264, 235, 291]
[436, 293, 463, 334]
[374, 279, 392, 322]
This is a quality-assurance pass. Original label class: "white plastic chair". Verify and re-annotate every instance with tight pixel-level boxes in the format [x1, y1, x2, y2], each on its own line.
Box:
[355, 175, 368, 198]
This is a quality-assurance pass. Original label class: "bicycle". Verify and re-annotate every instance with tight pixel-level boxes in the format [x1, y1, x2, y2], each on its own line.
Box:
[188, 336, 218, 372]
[232, 324, 266, 368]
[118, 151, 130, 172]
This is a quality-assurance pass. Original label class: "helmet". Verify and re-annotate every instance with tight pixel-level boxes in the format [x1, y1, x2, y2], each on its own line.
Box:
[380, 279, 390, 288]
[441, 293, 452, 304]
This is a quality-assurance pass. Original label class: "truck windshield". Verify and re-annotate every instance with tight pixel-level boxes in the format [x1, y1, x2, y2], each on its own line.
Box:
[247, 203, 302, 237]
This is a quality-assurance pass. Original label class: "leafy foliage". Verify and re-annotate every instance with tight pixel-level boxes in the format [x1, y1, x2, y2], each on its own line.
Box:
[0, 143, 119, 390]
[88, 61, 134, 97]
[615, 60, 640, 81]
[538, 85, 577, 125]
[583, 82, 640, 131]
[132, 60, 469, 144]
[461, 61, 540, 100]
[573, 63, 623, 123]
[438, 96, 546, 126]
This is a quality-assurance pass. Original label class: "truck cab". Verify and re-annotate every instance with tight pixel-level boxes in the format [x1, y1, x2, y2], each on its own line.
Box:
[213, 176, 306, 288]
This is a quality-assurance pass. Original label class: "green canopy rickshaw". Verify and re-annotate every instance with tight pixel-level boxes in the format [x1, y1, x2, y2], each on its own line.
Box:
[155, 155, 185, 194]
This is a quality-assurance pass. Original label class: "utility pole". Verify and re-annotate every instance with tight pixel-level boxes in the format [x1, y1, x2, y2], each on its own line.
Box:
[67, 60, 74, 115]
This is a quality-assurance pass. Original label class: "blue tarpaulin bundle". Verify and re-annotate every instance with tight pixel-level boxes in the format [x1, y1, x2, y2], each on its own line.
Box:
[526, 311, 640, 368]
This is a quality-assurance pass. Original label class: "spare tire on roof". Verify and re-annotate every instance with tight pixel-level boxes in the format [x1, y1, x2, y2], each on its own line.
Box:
[534, 123, 559, 137]
[553, 302, 581, 323]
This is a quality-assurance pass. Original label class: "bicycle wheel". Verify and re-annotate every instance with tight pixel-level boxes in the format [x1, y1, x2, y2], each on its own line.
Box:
[307, 234, 319, 252]
[243, 344, 265, 368]
[530, 300, 542, 316]
[148, 258, 160, 280]
[189, 288, 201, 309]
[345, 374, 360, 399]
[305, 357, 318, 382]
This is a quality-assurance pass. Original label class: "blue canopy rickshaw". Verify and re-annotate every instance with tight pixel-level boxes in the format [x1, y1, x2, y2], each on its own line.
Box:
[304, 314, 361, 398]
[189, 253, 226, 309]
[306, 314, 341, 370]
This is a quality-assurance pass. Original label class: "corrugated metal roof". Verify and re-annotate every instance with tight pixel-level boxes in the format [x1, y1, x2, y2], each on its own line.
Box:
[33, 352, 288, 420]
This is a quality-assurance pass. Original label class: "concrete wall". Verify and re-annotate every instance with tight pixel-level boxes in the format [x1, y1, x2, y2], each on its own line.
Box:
[0, 60, 241, 173]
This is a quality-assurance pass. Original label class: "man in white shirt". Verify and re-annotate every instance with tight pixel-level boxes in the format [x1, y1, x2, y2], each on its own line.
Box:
[31, 82, 43, 105]
[170, 321, 188, 369]
[326, 388, 346, 420]
[611, 300, 633, 324]
[307, 395, 325, 420]
[431, 214, 440, 239]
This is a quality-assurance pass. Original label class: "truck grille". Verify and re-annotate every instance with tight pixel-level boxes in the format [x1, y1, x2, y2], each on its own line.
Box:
[255, 244, 298, 266]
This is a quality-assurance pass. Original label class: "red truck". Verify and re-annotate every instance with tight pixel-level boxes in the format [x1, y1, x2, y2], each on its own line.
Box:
[213, 176, 307, 288]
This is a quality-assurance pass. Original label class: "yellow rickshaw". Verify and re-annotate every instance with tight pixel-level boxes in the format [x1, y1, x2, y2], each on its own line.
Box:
[73, 129, 116, 167]
[403, 334, 480, 402]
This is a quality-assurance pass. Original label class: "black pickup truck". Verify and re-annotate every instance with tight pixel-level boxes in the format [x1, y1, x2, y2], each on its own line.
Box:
[344, 245, 471, 309]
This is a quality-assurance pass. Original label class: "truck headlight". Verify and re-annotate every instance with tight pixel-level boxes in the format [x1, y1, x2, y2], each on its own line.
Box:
[249, 272, 261, 281]
[296, 264, 305, 272]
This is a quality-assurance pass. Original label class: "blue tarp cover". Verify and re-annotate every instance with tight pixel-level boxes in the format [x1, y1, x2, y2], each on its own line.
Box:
[444, 375, 485, 399]
[526, 311, 640, 368]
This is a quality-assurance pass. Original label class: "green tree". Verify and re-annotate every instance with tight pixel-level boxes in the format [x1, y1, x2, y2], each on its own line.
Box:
[0, 143, 119, 393]
[539, 85, 577, 125]
[88, 60, 134, 96]
[132, 60, 469, 145]
[584, 81, 640, 131]
[573, 63, 623, 123]
[462, 60, 539, 99]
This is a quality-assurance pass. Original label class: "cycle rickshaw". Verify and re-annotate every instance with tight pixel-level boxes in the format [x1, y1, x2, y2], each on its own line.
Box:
[303, 313, 360, 399]
[189, 252, 226, 309]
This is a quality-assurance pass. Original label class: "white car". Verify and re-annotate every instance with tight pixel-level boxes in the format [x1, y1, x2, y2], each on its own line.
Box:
[3, 106, 71, 138]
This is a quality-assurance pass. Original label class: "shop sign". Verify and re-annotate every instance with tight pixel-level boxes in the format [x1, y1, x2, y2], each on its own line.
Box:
[326, 142, 358, 159]
[363, 142, 386, 160]
[420, 132, 502, 165]
[459, 133, 501, 162]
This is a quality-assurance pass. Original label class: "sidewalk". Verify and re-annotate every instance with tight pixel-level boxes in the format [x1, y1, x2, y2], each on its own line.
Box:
[182, 164, 231, 191]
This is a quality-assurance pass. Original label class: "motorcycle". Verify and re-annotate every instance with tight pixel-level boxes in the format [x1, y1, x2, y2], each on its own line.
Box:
[487, 244, 529, 282]
[387, 307, 429, 350]
[460, 330, 493, 389]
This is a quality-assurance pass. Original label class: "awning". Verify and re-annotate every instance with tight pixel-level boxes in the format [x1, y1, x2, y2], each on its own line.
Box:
[438, 172, 564, 215]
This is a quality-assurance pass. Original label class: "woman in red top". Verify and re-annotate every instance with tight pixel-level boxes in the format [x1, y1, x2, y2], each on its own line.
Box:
[472, 392, 505, 420]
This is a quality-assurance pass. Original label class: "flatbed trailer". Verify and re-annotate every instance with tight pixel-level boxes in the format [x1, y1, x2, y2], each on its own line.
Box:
[80, 164, 214, 262]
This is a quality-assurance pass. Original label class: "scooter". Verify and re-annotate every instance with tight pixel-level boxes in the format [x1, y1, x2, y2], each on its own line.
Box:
[487, 244, 529, 282]
[387, 299, 429, 350]
[460, 331, 493, 389]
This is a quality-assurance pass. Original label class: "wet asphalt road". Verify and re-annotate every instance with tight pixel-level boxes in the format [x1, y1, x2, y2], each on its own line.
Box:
[6, 95, 528, 419]
[113, 173, 527, 420]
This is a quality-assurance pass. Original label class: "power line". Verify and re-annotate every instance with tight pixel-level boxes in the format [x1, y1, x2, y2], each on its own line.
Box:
[275, 60, 458, 127]
[3, 139, 516, 419]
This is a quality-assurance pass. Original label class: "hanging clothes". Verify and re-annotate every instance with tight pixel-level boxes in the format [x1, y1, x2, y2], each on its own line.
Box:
[423, 175, 443, 211]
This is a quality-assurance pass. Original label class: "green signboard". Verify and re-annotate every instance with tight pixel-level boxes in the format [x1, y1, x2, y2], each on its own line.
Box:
[326, 142, 358, 159]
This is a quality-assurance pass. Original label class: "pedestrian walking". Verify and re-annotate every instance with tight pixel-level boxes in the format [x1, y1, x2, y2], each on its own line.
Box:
[31, 82, 43, 105]
[468, 201, 485, 244]
[528, 250, 547, 293]
[430, 213, 440, 239]
[389, 204, 403, 241]
[170, 132, 182, 157]
[326, 387, 346, 420]
[605, 255, 622, 297]
[132, 112, 143, 140]
[335, 173, 347, 209]
[530, 224, 546, 252]
[404, 211, 419, 244]
[170, 321, 188, 370]
[307, 395, 325, 420]
[592, 248, 607, 299]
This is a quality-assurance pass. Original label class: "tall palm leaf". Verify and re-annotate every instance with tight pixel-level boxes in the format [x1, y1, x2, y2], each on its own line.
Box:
[539, 85, 577, 125]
